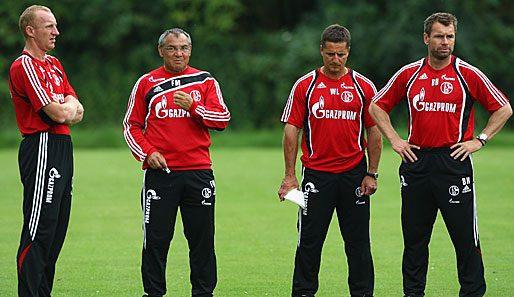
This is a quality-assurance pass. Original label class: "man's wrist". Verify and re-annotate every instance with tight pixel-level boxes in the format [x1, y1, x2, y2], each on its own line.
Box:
[284, 172, 296, 178]
[366, 172, 379, 180]
[476, 133, 488, 146]
[187, 99, 199, 113]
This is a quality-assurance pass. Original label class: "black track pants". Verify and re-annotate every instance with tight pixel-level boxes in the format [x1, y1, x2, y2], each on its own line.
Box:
[141, 169, 217, 297]
[400, 148, 486, 297]
[17, 132, 74, 297]
[292, 158, 374, 297]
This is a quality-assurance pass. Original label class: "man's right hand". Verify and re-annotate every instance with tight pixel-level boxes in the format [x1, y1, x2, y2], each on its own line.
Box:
[391, 138, 420, 163]
[147, 151, 168, 170]
[278, 175, 299, 202]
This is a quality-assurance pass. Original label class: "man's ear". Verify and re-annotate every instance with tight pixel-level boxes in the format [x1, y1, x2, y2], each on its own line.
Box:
[26, 26, 34, 38]
[423, 33, 429, 46]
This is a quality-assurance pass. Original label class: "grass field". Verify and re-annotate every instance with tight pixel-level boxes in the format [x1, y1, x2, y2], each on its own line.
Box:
[0, 144, 513, 296]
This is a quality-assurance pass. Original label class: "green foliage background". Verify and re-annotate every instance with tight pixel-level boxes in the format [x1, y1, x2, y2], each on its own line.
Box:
[1, 0, 513, 133]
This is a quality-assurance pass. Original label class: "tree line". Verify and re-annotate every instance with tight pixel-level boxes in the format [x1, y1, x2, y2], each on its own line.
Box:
[1, 0, 512, 131]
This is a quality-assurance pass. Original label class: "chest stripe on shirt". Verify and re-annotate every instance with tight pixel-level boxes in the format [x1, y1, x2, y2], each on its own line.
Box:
[145, 72, 212, 104]
[350, 70, 366, 152]
[405, 59, 426, 143]
[453, 58, 474, 142]
[303, 70, 320, 157]
[45, 56, 64, 80]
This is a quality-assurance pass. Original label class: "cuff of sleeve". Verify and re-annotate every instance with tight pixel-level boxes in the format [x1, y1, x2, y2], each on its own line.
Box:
[373, 101, 392, 114]
[188, 100, 201, 117]
[283, 121, 302, 129]
[145, 148, 158, 162]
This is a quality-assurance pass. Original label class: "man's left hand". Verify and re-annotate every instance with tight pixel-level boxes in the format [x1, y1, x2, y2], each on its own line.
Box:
[450, 139, 482, 161]
[174, 91, 193, 110]
[361, 176, 377, 196]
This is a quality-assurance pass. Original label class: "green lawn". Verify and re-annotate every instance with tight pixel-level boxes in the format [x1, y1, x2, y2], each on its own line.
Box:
[0, 146, 513, 296]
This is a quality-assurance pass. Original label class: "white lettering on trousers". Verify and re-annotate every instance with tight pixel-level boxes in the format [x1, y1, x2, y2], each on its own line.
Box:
[46, 168, 61, 203]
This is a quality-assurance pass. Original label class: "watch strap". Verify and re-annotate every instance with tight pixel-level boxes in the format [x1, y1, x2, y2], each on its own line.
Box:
[366, 172, 378, 179]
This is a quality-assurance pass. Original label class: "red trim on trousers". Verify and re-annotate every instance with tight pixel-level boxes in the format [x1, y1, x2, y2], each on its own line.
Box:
[18, 243, 32, 274]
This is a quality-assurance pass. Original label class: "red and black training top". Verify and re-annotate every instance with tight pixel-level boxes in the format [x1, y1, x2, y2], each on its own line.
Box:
[9, 51, 77, 136]
[281, 68, 377, 174]
[123, 65, 230, 170]
[373, 55, 509, 148]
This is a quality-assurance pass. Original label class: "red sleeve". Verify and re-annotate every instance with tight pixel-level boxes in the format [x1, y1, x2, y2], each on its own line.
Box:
[188, 77, 230, 130]
[281, 72, 315, 128]
[15, 56, 54, 112]
[458, 61, 509, 113]
[372, 62, 422, 113]
[123, 75, 157, 162]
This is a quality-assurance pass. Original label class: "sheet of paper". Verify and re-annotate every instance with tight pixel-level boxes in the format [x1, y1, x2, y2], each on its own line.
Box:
[284, 189, 306, 209]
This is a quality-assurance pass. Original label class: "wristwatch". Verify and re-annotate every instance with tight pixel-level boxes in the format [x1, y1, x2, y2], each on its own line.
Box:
[476, 133, 488, 146]
[366, 172, 379, 180]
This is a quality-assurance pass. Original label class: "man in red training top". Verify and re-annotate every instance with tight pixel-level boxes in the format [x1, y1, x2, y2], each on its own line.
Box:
[9, 5, 84, 297]
[123, 28, 230, 297]
[370, 12, 512, 297]
[278, 24, 382, 297]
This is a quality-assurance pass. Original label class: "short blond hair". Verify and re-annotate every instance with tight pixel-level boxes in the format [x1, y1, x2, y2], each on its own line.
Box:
[19, 5, 52, 39]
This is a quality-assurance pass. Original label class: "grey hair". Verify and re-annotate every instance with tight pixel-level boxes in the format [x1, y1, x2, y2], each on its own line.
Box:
[158, 28, 192, 47]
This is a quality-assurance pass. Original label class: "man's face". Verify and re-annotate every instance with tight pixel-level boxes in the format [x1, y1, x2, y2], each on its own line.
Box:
[424, 21, 455, 61]
[321, 41, 350, 77]
[158, 33, 191, 73]
[28, 10, 59, 52]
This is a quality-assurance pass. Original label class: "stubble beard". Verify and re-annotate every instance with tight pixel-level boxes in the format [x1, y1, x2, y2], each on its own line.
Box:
[432, 47, 453, 61]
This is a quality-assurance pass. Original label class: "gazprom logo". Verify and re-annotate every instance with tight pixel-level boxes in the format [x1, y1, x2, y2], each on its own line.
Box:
[312, 97, 325, 119]
[144, 189, 161, 224]
[311, 96, 356, 120]
[412, 88, 426, 112]
[46, 168, 61, 203]
[304, 182, 319, 193]
[413, 88, 456, 113]
[155, 95, 190, 119]
[155, 95, 168, 118]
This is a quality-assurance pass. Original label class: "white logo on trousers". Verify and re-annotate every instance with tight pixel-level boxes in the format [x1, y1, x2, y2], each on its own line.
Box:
[46, 168, 61, 203]
[144, 189, 161, 223]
